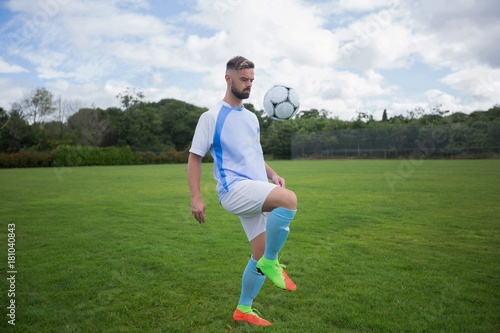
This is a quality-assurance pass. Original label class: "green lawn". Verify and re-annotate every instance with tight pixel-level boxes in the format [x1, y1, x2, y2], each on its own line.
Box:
[1, 160, 499, 332]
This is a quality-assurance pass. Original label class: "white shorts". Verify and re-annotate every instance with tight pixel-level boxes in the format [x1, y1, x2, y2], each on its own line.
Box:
[221, 180, 277, 241]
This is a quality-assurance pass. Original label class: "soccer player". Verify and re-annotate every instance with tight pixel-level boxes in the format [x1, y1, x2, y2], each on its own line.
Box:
[187, 56, 298, 326]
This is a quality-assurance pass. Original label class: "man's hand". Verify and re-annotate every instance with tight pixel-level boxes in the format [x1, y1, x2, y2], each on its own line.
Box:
[187, 153, 206, 224]
[191, 197, 206, 224]
[271, 174, 286, 188]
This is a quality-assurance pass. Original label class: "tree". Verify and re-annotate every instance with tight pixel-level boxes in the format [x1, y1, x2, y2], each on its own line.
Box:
[298, 109, 321, 119]
[54, 97, 83, 124]
[406, 106, 425, 121]
[18, 88, 56, 124]
[67, 108, 110, 146]
[0, 107, 10, 151]
[51, 97, 84, 140]
[1, 107, 35, 152]
[124, 106, 162, 150]
[158, 99, 205, 151]
[262, 120, 299, 158]
[116, 88, 145, 110]
[382, 109, 388, 122]
[356, 111, 374, 123]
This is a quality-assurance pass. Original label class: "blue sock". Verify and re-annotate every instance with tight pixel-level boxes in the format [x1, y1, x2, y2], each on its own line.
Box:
[264, 207, 297, 260]
[238, 256, 266, 307]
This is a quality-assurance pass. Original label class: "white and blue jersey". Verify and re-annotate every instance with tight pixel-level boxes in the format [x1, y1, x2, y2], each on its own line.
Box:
[189, 101, 267, 201]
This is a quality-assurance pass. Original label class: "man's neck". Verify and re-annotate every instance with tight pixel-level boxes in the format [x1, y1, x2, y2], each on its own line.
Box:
[223, 95, 243, 108]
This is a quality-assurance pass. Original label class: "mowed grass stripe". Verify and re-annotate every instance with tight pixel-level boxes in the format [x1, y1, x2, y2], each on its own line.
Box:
[0, 160, 499, 332]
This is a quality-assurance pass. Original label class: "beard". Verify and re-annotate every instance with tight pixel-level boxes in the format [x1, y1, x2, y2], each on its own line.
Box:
[231, 84, 251, 100]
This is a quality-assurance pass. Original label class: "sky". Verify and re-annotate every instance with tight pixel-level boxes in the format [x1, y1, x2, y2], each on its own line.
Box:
[0, 0, 499, 120]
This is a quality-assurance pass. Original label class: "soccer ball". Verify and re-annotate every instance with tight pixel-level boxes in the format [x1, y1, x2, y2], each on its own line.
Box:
[263, 84, 300, 121]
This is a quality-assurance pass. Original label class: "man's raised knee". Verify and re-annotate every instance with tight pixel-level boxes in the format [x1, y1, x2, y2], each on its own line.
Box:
[285, 190, 297, 210]
[263, 187, 297, 211]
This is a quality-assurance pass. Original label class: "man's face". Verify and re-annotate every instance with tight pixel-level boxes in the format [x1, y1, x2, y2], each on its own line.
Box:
[230, 68, 254, 100]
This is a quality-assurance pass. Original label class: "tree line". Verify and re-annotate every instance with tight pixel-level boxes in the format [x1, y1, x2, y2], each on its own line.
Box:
[1, 88, 499, 165]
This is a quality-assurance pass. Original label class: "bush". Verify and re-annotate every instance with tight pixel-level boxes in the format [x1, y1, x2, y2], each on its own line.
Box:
[134, 150, 190, 164]
[0, 151, 55, 168]
[0, 146, 202, 168]
[53, 145, 135, 167]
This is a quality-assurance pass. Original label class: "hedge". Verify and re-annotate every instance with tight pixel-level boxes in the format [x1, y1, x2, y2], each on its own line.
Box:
[53, 145, 136, 166]
[0, 146, 199, 168]
[0, 151, 55, 168]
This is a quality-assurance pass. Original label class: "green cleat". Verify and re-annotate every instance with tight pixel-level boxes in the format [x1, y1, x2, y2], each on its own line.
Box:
[256, 257, 296, 291]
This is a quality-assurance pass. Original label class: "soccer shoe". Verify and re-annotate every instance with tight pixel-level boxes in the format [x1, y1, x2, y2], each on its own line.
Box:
[233, 308, 272, 326]
[256, 257, 296, 291]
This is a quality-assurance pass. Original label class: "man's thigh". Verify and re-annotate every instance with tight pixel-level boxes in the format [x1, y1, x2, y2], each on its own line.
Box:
[221, 180, 277, 216]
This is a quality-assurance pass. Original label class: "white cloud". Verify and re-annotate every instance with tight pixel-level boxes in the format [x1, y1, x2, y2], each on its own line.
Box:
[441, 66, 500, 110]
[408, 0, 500, 69]
[0, 77, 26, 110]
[424, 89, 464, 113]
[189, 0, 339, 66]
[0, 57, 28, 73]
[0, 0, 498, 119]
[337, 8, 414, 70]
[337, 0, 400, 12]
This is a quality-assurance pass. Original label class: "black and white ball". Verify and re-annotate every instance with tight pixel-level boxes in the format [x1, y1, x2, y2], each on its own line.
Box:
[263, 84, 300, 121]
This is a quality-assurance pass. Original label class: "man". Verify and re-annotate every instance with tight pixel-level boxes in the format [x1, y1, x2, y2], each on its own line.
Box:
[187, 56, 298, 326]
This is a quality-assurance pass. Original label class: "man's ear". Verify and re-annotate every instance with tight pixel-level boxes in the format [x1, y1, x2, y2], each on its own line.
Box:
[225, 73, 232, 84]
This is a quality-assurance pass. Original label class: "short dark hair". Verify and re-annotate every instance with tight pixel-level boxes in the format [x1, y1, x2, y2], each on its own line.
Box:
[226, 56, 254, 72]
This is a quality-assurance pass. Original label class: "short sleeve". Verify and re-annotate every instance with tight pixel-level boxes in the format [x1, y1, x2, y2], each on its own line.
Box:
[189, 111, 215, 157]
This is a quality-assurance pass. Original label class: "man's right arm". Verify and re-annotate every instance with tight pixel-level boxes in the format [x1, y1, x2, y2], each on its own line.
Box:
[187, 152, 206, 223]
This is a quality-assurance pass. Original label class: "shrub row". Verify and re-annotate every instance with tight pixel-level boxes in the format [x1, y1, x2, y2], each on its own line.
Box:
[53, 145, 136, 166]
[135, 151, 189, 164]
[0, 146, 199, 168]
[0, 151, 55, 168]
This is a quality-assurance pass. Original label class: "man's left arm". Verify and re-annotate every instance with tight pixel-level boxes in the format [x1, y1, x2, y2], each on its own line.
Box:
[265, 163, 285, 188]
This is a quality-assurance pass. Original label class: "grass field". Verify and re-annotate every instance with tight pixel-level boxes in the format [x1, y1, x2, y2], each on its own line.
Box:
[1, 160, 499, 332]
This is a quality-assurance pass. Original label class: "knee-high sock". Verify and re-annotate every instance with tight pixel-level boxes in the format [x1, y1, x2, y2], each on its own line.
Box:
[264, 207, 297, 260]
[238, 256, 266, 307]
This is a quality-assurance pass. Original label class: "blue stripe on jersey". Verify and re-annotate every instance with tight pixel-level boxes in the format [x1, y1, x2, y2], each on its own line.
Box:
[213, 105, 233, 192]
